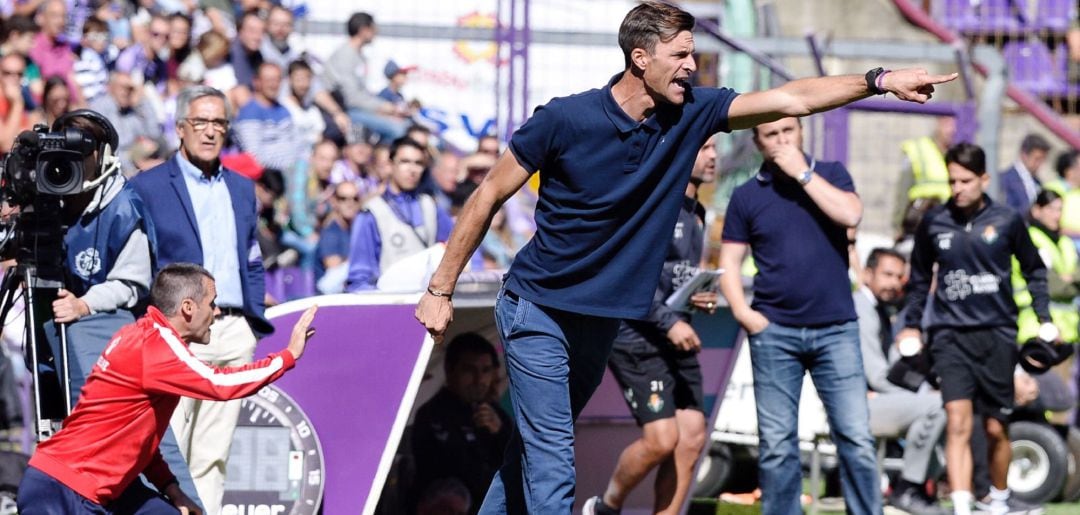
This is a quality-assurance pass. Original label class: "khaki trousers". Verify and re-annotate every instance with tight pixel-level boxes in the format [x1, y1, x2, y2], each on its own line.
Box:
[169, 314, 257, 515]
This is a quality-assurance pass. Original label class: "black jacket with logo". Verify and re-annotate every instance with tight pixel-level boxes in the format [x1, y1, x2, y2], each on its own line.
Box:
[903, 195, 1050, 330]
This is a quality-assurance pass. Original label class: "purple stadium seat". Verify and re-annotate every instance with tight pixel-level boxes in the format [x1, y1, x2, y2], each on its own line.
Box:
[1034, 0, 1076, 33]
[280, 266, 315, 300]
[938, 0, 1029, 34]
[1003, 40, 1067, 96]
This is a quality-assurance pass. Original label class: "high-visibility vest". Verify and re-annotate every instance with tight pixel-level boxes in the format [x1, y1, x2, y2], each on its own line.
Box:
[901, 136, 951, 202]
[1043, 180, 1080, 237]
[1012, 226, 1080, 343]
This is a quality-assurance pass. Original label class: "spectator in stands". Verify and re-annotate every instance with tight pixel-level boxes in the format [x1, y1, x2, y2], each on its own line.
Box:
[894, 116, 955, 236]
[29, 0, 82, 106]
[378, 60, 414, 108]
[230, 9, 265, 91]
[322, 12, 408, 143]
[0, 15, 42, 100]
[346, 137, 452, 291]
[476, 134, 499, 158]
[131, 85, 272, 513]
[897, 143, 1050, 515]
[234, 62, 300, 173]
[412, 333, 512, 515]
[855, 248, 948, 515]
[719, 117, 879, 514]
[372, 143, 393, 182]
[316, 181, 362, 292]
[39, 75, 69, 126]
[114, 14, 170, 88]
[431, 153, 460, 212]
[1045, 150, 1080, 251]
[92, 71, 164, 174]
[261, 5, 301, 70]
[179, 29, 238, 98]
[165, 13, 192, 81]
[1001, 133, 1052, 214]
[333, 137, 381, 197]
[255, 168, 294, 272]
[303, 139, 340, 220]
[72, 16, 111, 105]
[280, 59, 325, 154]
[0, 53, 39, 153]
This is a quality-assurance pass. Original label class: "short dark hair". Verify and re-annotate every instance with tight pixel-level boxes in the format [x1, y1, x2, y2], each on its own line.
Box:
[389, 136, 425, 161]
[237, 8, 263, 31]
[168, 12, 192, 28]
[287, 59, 312, 76]
[944, 142, 986, 176]
[1033, 188, 1062, 209]
[406, 124, 431, 138]
[866, 248, 906, 270]
[3, 16, 38, 39]
[1020, 133, 1051, 155]
[1055, 149, 1080, 178]
[150, 263, 214, 316]
[82, 16, 107, 35]
[347, 12, 374, 37]
[444, 333, 498, 374]
[618, 1, 695, 70]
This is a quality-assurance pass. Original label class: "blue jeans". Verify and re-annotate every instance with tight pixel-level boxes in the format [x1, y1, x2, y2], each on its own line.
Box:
[44, 312, 203, 512]
[347, 108, 407, 143]
[748, 320, 881, 515]
[478, 289, 620, 515]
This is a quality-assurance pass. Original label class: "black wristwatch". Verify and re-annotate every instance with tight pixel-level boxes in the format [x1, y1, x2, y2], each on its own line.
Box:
[865, 67, 887, 95]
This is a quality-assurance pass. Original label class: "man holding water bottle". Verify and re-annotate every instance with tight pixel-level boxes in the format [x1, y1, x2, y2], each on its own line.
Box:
[896, 142, 1053, 515]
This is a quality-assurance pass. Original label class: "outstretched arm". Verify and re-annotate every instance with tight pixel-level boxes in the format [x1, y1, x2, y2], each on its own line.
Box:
[727, 69, 958, 131]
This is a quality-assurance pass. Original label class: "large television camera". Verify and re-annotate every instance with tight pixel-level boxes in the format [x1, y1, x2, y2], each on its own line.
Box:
[0, 110, 120, 441]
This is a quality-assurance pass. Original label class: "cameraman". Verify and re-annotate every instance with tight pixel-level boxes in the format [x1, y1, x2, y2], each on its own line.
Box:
[35, 110, 202, 508]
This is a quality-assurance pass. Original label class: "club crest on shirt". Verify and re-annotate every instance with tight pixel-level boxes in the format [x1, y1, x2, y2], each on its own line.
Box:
[647, 393, 664, 413]
[74, 248, 102, 278]
[936, 232, 953, 251]
[981, 225, 998, 244]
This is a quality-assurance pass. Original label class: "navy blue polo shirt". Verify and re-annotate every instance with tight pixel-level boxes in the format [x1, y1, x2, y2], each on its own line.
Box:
[505, 73, 737, 319]
[722, 160, 857, 326]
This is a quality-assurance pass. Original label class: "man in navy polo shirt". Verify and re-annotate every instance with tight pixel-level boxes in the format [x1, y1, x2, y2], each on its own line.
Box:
[415, 2, 955, 513]
[718, 116, 878, 515]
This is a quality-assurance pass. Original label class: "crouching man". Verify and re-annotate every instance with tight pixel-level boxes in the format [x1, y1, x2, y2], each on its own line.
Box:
[17, 263, 318, 514]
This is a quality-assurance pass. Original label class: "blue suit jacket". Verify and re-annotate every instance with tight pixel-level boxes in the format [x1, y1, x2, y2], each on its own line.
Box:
[130, 155, 273, 335]
[1000, 165, 1040, 214]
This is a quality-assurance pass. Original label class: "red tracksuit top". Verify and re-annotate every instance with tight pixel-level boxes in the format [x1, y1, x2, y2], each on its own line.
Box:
[29, 306, 296, 505]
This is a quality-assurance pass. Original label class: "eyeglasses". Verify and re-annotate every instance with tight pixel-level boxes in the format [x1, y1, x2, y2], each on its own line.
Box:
[184, 118, 229, 132]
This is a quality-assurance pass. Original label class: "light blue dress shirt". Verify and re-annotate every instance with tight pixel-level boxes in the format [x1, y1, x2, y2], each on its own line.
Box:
[177, 155, 245, 308]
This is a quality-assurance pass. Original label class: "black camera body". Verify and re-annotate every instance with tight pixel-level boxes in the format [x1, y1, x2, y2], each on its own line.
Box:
[2, 125, 97, 206]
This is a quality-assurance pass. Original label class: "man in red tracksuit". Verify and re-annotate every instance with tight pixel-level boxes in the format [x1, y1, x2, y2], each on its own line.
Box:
[17, 262, 319, 514]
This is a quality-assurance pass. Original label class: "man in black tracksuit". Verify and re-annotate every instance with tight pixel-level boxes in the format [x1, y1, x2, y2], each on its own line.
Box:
[586, 137, 719, 515]
[896, 143, 1052, 515]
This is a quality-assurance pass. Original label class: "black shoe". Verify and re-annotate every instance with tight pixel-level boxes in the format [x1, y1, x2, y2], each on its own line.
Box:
[888, 488, 949, 515]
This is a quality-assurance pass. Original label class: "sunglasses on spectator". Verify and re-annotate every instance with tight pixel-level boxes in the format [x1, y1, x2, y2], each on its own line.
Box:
[335, 194, 362, 202]
[184, 118, 230, 132]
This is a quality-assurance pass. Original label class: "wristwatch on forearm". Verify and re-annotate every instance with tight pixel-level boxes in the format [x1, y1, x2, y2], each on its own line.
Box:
[865, 67, 889, 95]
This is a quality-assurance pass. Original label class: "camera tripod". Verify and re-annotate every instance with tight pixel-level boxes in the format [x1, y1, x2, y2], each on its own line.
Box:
[0, 195, 73, 442]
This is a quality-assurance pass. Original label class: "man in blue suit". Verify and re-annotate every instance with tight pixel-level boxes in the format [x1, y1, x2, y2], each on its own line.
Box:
[1000, 133, 1051, 214]
[130, 85, 273, 515]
